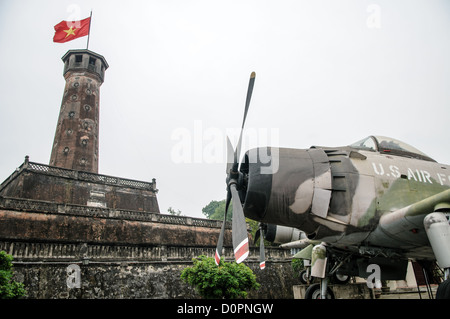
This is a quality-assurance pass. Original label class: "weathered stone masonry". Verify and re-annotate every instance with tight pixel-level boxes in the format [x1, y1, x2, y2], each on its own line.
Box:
[49, 50, 108, 174]
[0, 163, 297, 298]
[0, 158, 159, 213]
[0, 196, 298, 299]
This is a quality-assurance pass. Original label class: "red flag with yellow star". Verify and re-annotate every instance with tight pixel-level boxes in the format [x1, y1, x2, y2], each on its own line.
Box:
[53, 17, 91, 43]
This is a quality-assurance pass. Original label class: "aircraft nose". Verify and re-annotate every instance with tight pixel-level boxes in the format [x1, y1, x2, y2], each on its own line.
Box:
[239, 147, 275, 221]
[241, 146, 336, 233]
[240, 147, 317, 226]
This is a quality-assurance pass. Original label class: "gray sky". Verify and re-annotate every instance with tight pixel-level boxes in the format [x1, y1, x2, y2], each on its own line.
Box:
[1, 0, 449, 219]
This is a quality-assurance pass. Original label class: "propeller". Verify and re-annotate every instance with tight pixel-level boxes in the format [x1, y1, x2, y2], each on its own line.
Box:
[254, 223, 266, 270]
[215, 71, 256, 265]
[258, 225, 266, 269]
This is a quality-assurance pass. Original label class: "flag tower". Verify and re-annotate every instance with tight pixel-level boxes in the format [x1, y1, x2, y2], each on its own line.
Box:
[49, 49, 108, 173]
[51, 13, 108, 173]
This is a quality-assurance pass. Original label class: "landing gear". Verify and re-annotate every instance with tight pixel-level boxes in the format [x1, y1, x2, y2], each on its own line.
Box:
[436, 278, 450, 299]
[301, 243, 356, 299]
[305, 282, 335, 299]
[332, 273, 350, 285]
[436, 267, 450, 299]
[424, 212, 450, 299]
[299, 269, 309, 285]
[303, 243, 337, 299]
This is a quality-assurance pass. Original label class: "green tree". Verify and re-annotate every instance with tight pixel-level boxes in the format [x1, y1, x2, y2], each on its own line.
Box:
[202, 199, 232, 221]
[0, 251, 26, 299]
[201, 200, 220, 219]
[181, 255, 260, 299]
[202, 199, 272, 247]
[167, 207, 183, 216]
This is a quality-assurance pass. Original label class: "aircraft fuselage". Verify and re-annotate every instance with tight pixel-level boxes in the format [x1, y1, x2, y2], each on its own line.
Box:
[240, 142, 450, 260]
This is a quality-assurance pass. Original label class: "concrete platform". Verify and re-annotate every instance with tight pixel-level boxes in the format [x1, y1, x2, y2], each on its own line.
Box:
[293, 284, 438, 299]
[379, 286, 438, 299]
[293, 283, 372, 299]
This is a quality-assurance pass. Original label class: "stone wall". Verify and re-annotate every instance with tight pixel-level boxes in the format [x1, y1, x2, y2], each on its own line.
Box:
[2, 241, 298, 299]
[0, 196, 299, 299]
[0, 196, 230, 247]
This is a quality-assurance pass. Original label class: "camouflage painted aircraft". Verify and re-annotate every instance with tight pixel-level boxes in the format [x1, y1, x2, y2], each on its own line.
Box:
[215, 72, 450, 299]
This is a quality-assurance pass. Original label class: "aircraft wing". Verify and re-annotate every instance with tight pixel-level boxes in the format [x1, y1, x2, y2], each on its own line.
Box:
[368, 188, 450, 248]
[380, 188, 450, 228]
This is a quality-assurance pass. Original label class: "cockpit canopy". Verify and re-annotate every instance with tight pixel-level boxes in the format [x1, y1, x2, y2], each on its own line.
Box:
[350, 136, 435, 162]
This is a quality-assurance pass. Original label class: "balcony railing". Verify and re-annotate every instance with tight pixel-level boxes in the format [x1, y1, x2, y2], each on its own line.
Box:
[0, 156, 157, 192]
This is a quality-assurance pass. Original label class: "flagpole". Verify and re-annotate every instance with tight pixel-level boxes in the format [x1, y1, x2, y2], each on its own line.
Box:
[86, 10, 92, 50]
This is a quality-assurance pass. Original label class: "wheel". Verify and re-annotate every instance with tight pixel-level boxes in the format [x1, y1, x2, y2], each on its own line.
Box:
[436, 278, 450, 299]
[305, 283, 335, 299]
[332, 273, 350, 285]
[299, 270, 309, 284]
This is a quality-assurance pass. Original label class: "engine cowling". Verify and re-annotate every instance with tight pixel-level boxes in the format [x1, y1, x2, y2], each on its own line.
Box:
[239, 147, 334, 237]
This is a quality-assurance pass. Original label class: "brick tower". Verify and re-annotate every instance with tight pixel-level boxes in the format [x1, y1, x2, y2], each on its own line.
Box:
[49, 49, 108, 173]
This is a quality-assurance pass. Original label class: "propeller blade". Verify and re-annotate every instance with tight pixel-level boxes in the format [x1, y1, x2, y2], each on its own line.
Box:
[242, 71, 256, 129]
[226, 136, 234, 174]
[254, 228, 260, 244]
[215, 191, 231, 266]
[217, 71, 256, 267]
[230, 183, 249, 263]
[259, 225, 266, 270]
[214, 218, 226, 266]
[233, 72, 256, 171]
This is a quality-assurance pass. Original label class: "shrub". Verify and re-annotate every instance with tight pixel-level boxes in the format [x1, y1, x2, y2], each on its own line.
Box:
[181, 255, 260, 299]
[291, 258, 304, 277]
[0, 251, 26, 299]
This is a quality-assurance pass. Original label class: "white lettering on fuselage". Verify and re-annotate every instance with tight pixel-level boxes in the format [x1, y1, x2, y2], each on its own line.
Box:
[371, 162, 450, 186]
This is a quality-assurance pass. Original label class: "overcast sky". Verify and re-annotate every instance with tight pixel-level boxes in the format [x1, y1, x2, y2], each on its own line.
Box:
[1, 0, 449, 219]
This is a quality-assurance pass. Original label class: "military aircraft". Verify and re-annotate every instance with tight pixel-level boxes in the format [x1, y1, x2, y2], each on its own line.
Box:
[215, 72, 450, 299]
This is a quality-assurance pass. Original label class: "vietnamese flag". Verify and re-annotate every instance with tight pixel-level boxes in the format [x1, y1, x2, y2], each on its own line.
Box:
[53, 17, 91, 43]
